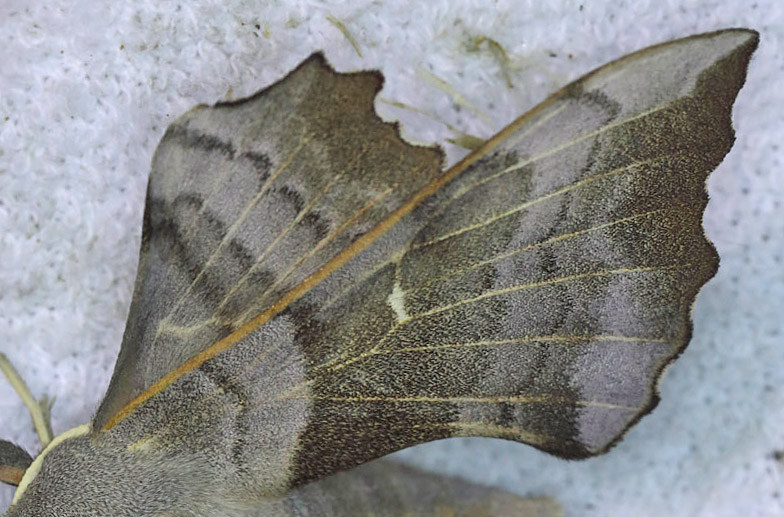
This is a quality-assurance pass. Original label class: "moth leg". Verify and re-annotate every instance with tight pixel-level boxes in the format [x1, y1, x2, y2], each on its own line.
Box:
[0, 353, 53, 448]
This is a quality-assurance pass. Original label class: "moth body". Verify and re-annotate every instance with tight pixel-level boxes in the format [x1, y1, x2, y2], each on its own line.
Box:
[7, 427, 241, 517]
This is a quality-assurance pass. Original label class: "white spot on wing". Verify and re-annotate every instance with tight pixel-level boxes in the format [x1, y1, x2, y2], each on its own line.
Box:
[387, 281, 409, 322]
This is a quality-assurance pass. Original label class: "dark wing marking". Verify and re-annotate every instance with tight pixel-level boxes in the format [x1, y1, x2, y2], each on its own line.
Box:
[94, 53, 444, 428]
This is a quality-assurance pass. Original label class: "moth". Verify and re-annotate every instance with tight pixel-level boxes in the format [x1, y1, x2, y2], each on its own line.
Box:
[1, 29, 758, 516]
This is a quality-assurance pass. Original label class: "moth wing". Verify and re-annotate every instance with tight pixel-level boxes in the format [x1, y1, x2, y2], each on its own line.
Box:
[94, 54, 444, 427]
[281, 29, 758, 485]
[263, 460, 561, 516]
[97, 30, 756, 497]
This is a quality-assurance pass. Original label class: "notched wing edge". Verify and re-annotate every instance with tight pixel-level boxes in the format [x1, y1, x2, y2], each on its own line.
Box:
[577, 28, 759, 458]
[216, 51, 445, 162]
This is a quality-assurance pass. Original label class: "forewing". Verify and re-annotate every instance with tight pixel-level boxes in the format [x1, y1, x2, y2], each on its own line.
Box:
[94, 54, 443, 427]
[281, 29, 758, 484]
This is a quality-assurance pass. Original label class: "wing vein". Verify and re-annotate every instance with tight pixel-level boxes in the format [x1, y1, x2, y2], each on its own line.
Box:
[449, 101, 674, 203]
[408, 208, 669, 294]
[412, 155, 660, 251]
[233, 184, 399, 326]
[208, 165, 347, 325]
[410, 264, 690, 322]
[317, 263, 690, 375]
[308, 394, 638, 411]
[154, 135, 312, 334]
[373, 334, 674, 355]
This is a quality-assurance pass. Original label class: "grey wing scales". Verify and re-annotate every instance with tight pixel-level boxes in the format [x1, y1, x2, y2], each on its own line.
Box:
[94, 54, 443, 428]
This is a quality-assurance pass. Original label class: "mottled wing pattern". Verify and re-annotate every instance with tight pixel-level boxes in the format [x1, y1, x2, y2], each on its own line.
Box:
[279, 30, 757, 485]
[259, 460, 560, 517]
[95, 54, 443, 427]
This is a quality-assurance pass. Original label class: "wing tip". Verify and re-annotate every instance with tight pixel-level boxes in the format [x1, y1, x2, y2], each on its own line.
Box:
[713, 27, 759, 46]
[574, 27, 759, 89]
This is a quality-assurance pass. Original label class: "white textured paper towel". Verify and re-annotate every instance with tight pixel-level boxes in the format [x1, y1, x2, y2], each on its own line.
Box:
[1, 1, 782, 515]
